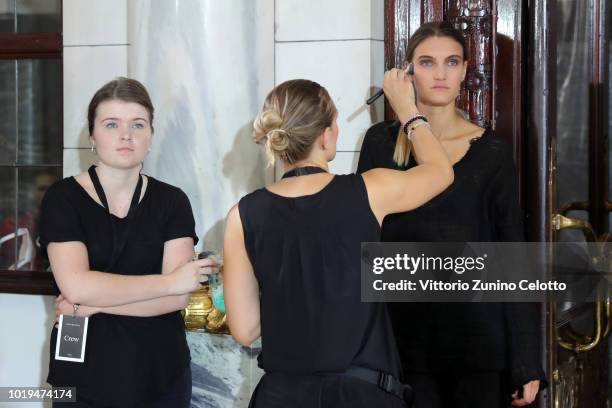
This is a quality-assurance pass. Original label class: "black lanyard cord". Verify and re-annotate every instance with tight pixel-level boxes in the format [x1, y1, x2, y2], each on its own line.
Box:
[87, 165, 143, 271]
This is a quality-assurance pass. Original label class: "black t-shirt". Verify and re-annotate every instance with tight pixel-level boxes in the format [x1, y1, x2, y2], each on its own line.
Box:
[39, 175, 198, 406]
[357, 121, 546, 390]
[238, 174, 402, 379]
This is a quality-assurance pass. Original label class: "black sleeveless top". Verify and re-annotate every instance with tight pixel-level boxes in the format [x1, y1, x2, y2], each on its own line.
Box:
[238, 173, 402, 378]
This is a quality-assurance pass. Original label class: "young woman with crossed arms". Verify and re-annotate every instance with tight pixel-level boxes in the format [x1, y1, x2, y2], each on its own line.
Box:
[42, 78, 215, 407]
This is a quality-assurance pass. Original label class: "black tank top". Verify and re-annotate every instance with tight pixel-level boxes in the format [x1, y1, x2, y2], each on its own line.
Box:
[238, 173, 401, 377]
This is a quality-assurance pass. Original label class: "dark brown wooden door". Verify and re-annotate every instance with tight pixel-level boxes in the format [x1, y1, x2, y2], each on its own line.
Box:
[385, 1, 612, 406]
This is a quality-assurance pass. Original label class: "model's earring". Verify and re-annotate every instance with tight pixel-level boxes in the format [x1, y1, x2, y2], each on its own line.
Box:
[91, 142, 96, 154]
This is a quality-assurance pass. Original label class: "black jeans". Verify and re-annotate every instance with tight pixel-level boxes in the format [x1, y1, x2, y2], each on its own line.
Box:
[52, 367, 192, 408]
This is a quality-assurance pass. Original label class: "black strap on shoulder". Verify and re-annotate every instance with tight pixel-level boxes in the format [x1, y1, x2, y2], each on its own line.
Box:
[88, 165, 143, 271]
[281, 166, 327, 179]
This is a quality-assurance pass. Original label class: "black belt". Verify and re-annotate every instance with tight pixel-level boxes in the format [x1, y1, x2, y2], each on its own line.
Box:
[342, 366, 413, 405]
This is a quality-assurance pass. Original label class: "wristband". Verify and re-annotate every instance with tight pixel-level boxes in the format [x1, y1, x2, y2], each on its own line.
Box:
[401, 114, 428, 135]
[406, 119, 430, 141]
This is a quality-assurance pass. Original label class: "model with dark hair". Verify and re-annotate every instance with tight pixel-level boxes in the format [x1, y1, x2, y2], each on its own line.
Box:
[357, 22, 547, 408]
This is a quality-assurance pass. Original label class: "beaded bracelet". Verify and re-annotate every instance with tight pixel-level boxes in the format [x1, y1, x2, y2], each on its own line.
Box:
[406, 119, 430, 141]
[401, 114, 428, 135]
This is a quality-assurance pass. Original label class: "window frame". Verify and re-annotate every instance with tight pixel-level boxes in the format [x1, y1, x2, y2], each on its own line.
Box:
[0, 24, 62, 295]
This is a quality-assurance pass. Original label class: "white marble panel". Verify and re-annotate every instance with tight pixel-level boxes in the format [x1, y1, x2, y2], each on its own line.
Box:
[276, 0, 384, 41]
[128, 2, 273, 405]
[63, 148, 97, 177]
[63, 46, 128, 148]
[276, 40, 385, 152]
[63, 0, 128, 46]
[328, 151, 360, 175]
[129, 0, 274, 255]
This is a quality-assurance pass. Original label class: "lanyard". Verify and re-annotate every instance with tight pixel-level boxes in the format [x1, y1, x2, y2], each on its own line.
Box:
[281, 166, 327, 179]
[87, 165, 143, 271]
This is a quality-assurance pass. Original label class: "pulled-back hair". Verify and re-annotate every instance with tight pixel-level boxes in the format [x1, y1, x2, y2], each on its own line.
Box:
[253, 79, 337, 166]
[88, 77, 154, 135]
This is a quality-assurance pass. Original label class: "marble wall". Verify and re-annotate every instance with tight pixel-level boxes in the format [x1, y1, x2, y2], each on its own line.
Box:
[127, 1, 273, 406]
[128, 0, 274, 252]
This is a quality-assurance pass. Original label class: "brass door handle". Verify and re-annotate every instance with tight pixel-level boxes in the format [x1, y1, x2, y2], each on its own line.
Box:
[552, 214, 597, 242]
[557, 301, 605, 352]
[552, 213, 601, 267]
[552, 213, 609, 351]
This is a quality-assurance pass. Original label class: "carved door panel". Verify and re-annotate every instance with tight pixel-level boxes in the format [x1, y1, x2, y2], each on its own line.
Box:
[385, 0, 525, 191]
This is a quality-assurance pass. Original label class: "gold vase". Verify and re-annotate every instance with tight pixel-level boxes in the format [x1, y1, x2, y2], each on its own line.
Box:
[182, 283, 229, 334]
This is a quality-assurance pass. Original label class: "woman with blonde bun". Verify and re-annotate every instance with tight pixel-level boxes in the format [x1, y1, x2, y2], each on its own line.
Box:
[223, 75, 453, 407]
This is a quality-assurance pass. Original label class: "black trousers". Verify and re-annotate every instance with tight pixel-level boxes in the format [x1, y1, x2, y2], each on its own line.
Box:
[52, 367, 192, 408]
[249, 372, 408, 408]
[405, 371, 511, 408]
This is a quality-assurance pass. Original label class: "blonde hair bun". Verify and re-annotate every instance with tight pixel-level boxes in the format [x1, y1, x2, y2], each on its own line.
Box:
[266, 129, 290, 152]
[252, 79, 337, 167]
[253, 110, 283, 144]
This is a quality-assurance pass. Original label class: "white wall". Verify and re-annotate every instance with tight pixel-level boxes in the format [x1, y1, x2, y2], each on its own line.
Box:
[62, 0, 128, 172]
[0, 294, 55, 408]
[274, 0, 384, 177]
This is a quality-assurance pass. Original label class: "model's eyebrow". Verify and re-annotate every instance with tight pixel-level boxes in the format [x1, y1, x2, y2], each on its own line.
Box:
[417, 54, 463, 60]
[101, 117, 149, 122]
